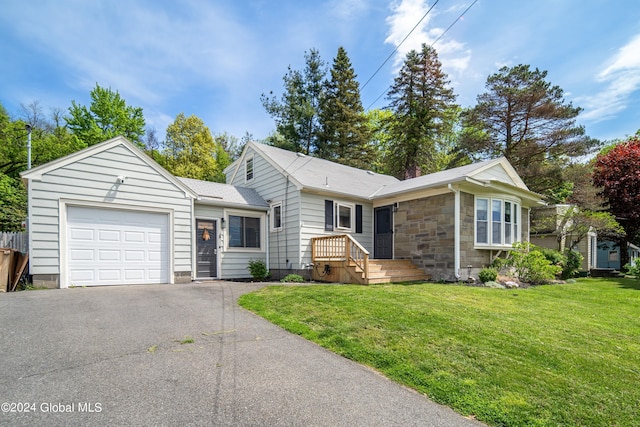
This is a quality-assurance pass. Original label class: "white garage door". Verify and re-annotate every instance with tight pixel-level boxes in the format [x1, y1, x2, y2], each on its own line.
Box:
[67, 206, 169, 286]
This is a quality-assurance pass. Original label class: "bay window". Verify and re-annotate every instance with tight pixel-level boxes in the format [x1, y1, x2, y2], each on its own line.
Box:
[476, 197, 520, 247]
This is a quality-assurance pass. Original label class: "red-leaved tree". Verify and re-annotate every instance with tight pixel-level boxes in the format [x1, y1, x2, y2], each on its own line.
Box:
[592, 135, 640, 268]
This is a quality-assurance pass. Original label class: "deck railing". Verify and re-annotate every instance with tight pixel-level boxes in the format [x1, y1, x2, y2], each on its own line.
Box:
[311, 234, 369, 280]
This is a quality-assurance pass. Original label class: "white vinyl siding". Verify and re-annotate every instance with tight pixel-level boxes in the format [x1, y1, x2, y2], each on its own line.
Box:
[227, 147, 301, 270]
[300, 193, 373, 266]
[28, 143, 192, 284]
[194, 203, 267, 279]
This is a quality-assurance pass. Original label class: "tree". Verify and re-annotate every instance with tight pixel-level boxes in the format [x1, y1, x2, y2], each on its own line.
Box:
[532, 205, 623, 251]
[364, 109, 394, 174]
[593, 135, 640, 268]
[385, 44, 458, 179]
[160, 113, 227, 182]
[316, 47, 374, 169]
[66, 84, 146, 147]
[0, 174, 26, 231]
[459, 65, 600, 200]
[0, 101, 86, 231]
[261, 49, 326, 154]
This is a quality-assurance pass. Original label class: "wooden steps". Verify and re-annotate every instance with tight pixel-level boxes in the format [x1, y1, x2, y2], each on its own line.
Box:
[350, 259, 431, 284]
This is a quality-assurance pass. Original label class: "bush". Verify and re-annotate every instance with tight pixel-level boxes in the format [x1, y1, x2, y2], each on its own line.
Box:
[624, 258, 640, 278]
[562, 249, 584, 279]
[506, 242, 562, 285]
[281, 274, 305, 283]
[541, 248, 566, 269]
[247, 259, 269, 281]
[478, 267, 498, 283]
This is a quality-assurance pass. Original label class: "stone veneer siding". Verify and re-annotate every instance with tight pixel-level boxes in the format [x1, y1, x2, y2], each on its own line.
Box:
[394, 191, 531, 282]
[394, 193, 456, 281]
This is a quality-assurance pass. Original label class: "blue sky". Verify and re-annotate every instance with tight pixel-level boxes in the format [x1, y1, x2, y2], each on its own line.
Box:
[2, 0, 639, 144]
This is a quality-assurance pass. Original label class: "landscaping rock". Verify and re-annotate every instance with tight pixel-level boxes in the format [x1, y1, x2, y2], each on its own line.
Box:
[504, 281, 519, 289]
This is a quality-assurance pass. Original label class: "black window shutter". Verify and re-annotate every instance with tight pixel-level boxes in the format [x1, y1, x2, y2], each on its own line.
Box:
[325, 200, 334, 231]
[355, 204, 363, 233]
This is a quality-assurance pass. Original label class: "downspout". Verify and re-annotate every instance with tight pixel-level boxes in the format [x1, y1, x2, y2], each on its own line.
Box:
[265, 209, 270, 273]
[448, 184, 461, 280]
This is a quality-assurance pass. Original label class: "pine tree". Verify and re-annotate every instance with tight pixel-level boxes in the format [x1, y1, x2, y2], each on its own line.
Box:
[459, 64, 600, 200]
[317, 47, 374, 169]
[261, 49, 326, 154]
[385, 44, 457, 179]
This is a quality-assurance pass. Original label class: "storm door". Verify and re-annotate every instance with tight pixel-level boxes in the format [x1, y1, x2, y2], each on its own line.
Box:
[196, 219, 217, 278]
[374, 206, 393, 259]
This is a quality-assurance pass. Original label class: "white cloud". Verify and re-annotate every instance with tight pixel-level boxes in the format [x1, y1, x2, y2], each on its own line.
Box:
[384, 0, 471, 77]
[579, 33, 640, 122]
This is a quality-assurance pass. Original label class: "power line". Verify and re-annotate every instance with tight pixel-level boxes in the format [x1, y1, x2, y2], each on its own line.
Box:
[360, 0, 440, 91]
[365, 0, 479, 110]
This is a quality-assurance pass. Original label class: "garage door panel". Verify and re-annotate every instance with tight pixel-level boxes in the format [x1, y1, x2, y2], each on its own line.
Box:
[98, 250, 120, 261]
[70, 228, 94, 240]
[70, 249, 94, 261]
[67, 206, 169, 286]
[99, 229, 120, 241]
[124, 270, 145, 280]
[124, 250, 144, 261]
[70, 270, 94, 282]
[98, 270, 121, 281]
[125, 231, 145, 243]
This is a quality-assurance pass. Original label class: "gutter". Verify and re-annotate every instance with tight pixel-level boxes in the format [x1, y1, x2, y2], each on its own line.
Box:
[448, 184, 461, 280]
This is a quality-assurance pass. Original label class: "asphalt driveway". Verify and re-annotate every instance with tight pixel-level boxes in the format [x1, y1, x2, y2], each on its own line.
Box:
[0, 281, 483, 426]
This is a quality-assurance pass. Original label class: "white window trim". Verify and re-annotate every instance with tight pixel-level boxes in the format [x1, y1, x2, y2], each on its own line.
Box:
[335, 202, 354, 232]
[270, 202, 283, 232]
[245, 155, 254, 183]
[225, 209, 265, 253]
[475, 196, 521, 249]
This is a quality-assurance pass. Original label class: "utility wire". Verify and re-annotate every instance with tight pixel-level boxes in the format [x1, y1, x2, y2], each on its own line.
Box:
[365, 0, 479, 110]
[361, 0, 439, 91]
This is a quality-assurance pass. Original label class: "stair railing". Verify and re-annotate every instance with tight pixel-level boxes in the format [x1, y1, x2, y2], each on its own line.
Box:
[311, 234, 369, 281]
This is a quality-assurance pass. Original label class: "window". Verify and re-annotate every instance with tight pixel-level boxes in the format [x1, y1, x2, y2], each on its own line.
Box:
[245, 156, 254, 182]
[336, 202, 353, 231]
[608, 250, 619, 262]
[325, 200, 362, 233]
[476, 197, 520, 247]
[476, 198, 488, 244]
[229, 215, 261, 248]
[271, 203, 282, 231]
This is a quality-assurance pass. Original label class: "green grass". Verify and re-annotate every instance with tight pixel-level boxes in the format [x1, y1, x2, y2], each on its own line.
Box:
[239, 278, 640, 426]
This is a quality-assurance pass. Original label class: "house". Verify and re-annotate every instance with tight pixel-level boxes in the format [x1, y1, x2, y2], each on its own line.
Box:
[21, 136, 543, 288]
[595, 240, 640, 270]
[530, 204, 598, 273]
[20, 137, 267, 288]
[225, 141, 544, 282]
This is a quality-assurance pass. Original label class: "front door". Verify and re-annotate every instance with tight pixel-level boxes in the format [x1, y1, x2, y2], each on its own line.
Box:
[196, 219, 217, 278]
[374, 206, 393, 259]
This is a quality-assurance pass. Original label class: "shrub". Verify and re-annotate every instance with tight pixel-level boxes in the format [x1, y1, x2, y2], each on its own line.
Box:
[506, 242, 562, 285]
[624, 258, 640, 278]
[541, 248, 566, 269]
[478, 267, 498, 283]
[281, 274, 306, 283]
[562, 249, 584, 279]
[247, 259, 269, 281]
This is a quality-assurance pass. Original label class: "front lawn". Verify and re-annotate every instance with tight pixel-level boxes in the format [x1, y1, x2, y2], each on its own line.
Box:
[239, 278, 640, 426]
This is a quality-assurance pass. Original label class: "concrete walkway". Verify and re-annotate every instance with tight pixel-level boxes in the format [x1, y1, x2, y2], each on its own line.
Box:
[0, 281, 483, 426]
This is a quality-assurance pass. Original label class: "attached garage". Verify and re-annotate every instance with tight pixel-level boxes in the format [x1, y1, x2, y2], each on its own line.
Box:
[65, 206, 170, 286]
[20, 136, 196, 288]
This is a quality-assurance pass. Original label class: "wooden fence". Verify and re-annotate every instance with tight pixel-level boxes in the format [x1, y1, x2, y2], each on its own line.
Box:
[0, 232, 28, 253]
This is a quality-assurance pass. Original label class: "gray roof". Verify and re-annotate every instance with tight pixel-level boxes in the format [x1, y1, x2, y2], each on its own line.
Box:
[177, 177, 268, 209]
[250, 142, 400, 199]
[375, 158, 505, 197]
